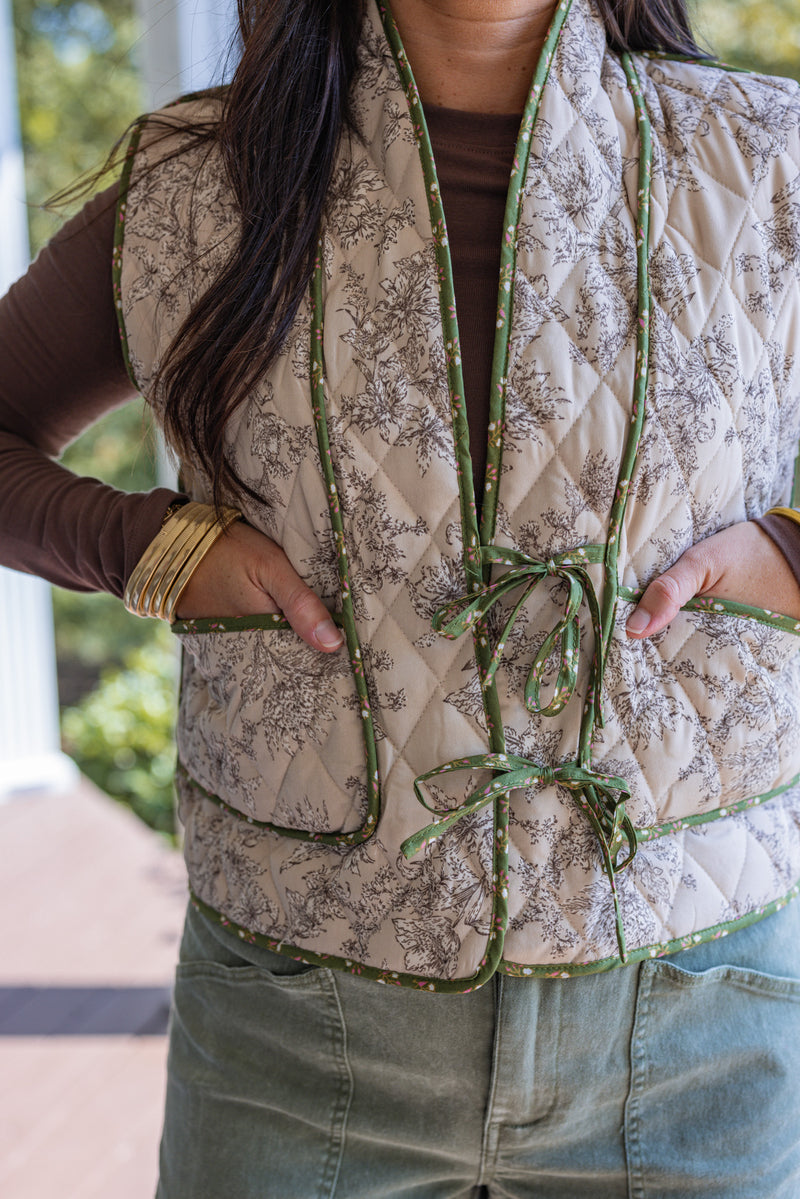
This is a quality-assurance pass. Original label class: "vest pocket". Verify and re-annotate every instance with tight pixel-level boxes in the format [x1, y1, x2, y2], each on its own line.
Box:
[602, 600, 800, 829]
[172, 614, 377, 840]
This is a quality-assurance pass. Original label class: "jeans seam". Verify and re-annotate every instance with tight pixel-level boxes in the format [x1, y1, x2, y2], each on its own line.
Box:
[624, 964, 650, 1199]
[477, 974, 504, 1188]
[321, 971, 355, 1199]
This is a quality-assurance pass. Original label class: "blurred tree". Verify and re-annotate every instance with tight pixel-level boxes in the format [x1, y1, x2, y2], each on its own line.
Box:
[698, 0, 800, 82]
[61, 633, 179, 836]
[13, 0, 143, 251]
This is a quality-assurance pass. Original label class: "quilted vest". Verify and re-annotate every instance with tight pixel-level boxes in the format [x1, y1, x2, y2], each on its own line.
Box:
[116, 0, 800, 991]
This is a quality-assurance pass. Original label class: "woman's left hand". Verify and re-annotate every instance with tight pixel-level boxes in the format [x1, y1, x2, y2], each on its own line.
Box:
[626, 520, 800, 639]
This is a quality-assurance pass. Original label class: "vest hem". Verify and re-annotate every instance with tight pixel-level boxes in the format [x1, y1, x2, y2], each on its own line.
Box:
[188, 880, 800, 986]
[188, 887, 505, 994]
[171, 612, 293, 635]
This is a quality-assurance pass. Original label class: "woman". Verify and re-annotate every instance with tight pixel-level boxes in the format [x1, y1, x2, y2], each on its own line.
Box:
[3, 0, 800, 1193]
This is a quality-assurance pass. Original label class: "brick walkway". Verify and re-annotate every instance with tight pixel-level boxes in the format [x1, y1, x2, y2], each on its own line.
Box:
[0, 777, 187, 1199]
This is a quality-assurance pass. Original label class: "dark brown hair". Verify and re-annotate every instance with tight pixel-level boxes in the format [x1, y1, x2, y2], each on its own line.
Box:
[596, 0, 701, 56]
[157, 0, 703, 505]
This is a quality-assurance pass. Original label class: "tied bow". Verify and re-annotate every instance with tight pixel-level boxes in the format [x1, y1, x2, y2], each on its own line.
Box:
[432, 545, 607, 719]
[401, 754, 637, 962]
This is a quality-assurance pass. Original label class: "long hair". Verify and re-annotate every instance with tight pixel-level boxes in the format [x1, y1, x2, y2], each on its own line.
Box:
[157, 0, 702, 505]
[596, 0, 701, 56]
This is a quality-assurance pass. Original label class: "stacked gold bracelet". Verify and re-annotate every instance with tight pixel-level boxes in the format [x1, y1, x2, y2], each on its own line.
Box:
[765, 506, 800, 530]
[124, 501, 242, 622]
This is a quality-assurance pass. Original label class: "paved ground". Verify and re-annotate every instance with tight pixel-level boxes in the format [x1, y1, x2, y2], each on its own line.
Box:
[0, 777, 187, 1199]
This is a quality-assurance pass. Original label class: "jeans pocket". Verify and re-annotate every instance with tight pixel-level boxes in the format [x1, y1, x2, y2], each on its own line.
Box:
[159, 949, 351, 1198]
[625, 919, 800, 1199]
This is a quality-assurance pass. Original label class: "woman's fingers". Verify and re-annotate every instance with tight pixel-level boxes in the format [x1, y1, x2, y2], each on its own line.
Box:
[626, 521, 800, 639]
[174, 522, 344, 652]
[626, 542, 713, 639]
[253, 551, 344, 651]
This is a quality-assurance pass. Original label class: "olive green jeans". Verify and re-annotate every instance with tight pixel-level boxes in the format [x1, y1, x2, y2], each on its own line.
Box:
[157, 899, 800, 1198]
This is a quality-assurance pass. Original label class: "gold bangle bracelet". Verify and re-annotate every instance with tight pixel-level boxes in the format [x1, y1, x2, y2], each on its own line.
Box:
[141, 513, 224, 617]
[124, 503, 241, 619]
[161, 508, 242, 623]
[124, 501, 216, 615]
[764, 506, 800, 531]
[133, 514, 217, 617]
[145, 515, 221, 618]
[160, 497, 189, 527]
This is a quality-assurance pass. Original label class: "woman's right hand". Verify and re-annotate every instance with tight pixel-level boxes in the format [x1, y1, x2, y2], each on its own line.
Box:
[173, 520, 344, 652]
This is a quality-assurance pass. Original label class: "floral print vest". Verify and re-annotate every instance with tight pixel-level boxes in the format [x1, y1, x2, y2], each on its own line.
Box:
[116, 0, 800, 989]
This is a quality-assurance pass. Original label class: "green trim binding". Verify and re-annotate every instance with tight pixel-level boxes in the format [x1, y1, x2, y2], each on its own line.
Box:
[243, 253, 391, 849]
[189, 888, 490, 993]
[791, 464, 800, 510]
[581, 52, 653, 766]
[377, 3, 480, 578]
[479, 0, 573, 553]
[112, 117, 147, 392]
[379, 0, 496, 987]
[617, 586, 800, 636]
[190, 878, 800, 988]
[172, 613, 294, 635]
[641, 50, 750, 74]
[378, 0, 574, 989]
[637, 771, 800, 843]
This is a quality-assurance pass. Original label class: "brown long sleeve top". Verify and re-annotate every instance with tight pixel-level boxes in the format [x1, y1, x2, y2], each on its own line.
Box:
[0, 185, 177, 596]
[0, 108, 798, 596]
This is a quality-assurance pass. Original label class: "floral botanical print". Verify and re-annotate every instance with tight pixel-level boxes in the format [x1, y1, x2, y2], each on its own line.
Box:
[117, 0, 800, 989]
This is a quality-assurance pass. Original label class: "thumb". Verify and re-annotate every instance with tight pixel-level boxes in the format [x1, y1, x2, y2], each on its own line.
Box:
[626, 547, 710, 639]
[255, 550, 344, 653]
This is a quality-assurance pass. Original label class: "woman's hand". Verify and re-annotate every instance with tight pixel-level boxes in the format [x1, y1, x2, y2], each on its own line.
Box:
[174, 521, 345, 652]
[626, 521, 800, 639]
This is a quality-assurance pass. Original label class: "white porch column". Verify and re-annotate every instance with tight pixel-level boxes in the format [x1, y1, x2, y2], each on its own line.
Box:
[0, 0, 77, 797]
[134, 0, 237, 107]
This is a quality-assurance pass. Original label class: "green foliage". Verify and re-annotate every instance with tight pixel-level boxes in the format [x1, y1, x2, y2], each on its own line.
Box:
[13, 0, 144, 253]
[695, 0, 800, 82]
[61, 631, 179, 837]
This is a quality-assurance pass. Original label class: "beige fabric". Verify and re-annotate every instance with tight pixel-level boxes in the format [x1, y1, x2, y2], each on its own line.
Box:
[119, 0, 800, 984]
